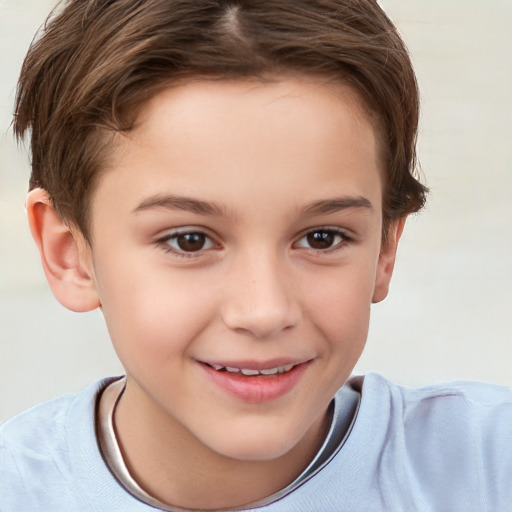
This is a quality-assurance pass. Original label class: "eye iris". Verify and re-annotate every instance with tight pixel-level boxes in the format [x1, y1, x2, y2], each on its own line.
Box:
[177, 233, 206, 252]
[307, 230, 335, 249]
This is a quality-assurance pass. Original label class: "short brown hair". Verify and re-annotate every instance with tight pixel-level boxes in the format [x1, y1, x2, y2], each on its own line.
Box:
[14, 0, 427, 240]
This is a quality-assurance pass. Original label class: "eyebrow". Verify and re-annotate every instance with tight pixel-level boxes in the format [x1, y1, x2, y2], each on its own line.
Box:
[132, 194, 373, 217]
[133, 195, 227, 216]
[302, 196, 373, 215]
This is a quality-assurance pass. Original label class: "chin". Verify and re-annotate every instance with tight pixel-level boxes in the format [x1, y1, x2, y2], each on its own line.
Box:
[207, 426, 305, 462]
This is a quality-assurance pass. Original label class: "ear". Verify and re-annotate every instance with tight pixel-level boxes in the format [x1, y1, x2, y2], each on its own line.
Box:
[372, 217, 406, 304]
[26, 188, 100, 312]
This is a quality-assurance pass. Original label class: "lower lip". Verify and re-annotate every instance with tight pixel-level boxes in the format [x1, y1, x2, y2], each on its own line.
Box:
[200, 362, 310, 403]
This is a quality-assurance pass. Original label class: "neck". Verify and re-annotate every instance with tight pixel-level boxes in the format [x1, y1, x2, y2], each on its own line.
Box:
[114, 383, 330, 510]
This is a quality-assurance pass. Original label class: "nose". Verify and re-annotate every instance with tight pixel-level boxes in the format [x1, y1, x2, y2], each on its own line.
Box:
[221, 251, 301, 339]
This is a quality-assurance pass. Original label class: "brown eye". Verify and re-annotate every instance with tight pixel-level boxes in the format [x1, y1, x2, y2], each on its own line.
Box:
[163, 231, 215, 253]
[176, 233, 206, 252]
[307, 231, 335, 249]
[296, 229, 345, 251]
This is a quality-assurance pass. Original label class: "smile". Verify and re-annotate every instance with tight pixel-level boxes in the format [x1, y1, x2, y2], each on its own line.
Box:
[207, 363, 296, 376]
[200, 360, 311, 403]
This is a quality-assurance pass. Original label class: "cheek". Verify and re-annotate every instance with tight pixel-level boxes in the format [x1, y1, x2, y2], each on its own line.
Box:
[305, 265, 376, 348]
[95, 260, 218, 364]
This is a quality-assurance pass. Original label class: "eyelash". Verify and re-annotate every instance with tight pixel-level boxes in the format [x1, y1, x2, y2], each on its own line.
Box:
[156, 229, 217, 259]
[295, 227, 352, 254]
[156, 227, 352, 258]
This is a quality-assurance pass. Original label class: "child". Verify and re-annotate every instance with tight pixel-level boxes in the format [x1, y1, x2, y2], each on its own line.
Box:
[1, 0, 510, 510]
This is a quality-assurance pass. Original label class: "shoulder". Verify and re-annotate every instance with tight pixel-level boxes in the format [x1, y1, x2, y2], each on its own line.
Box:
[283, 375, 511, 512]
[1, 378, 111, 448]
[354, 372, 512, 437]
[277, 371, 511, 512]
[351, 373, 512, 463]
[356, 371, 511, 407]
[344, 373, 512, 511]
[0, 378, 121, 511]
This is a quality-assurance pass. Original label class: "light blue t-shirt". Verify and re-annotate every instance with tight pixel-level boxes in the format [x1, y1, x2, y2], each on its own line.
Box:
[1, 373, 511, 511]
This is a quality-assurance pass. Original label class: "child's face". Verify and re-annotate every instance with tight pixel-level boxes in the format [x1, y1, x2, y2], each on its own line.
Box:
[82, 78, 399, 461]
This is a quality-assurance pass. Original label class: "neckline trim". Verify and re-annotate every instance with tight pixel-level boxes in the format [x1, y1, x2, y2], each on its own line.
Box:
[96, 376, 360, 511]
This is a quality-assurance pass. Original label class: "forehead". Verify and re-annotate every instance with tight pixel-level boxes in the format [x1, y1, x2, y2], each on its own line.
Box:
[94, 78, 383, 225]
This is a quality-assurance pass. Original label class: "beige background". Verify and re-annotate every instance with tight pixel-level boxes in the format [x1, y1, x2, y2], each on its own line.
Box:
[1, 0, 511, 422]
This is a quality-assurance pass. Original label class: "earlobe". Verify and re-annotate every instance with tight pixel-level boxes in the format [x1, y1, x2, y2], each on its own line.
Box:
[372, 218, 406, 304]
[26, 188, 100, 312]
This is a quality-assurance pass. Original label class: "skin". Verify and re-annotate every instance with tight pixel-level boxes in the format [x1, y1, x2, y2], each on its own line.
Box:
[27, 77, 403, 510]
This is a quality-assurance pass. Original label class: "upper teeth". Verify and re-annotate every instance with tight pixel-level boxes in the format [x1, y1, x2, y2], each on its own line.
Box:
[210, 363, 296, 375]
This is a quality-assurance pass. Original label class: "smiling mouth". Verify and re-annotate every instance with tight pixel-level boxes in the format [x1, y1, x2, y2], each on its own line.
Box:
[205, 363, 297, 376]
[200, 360, 310, 402]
